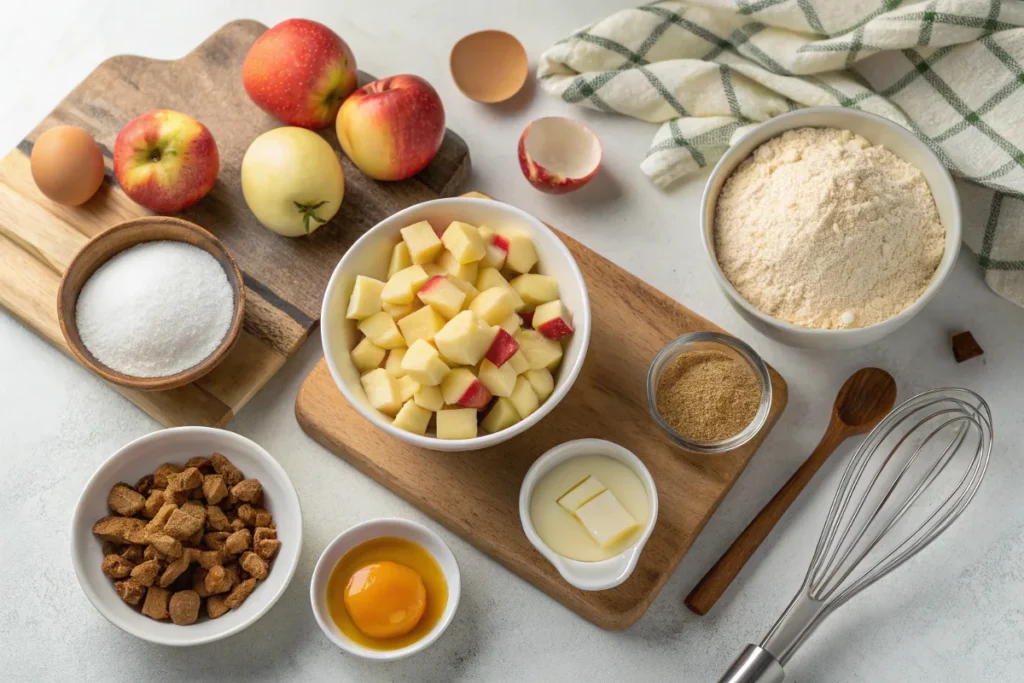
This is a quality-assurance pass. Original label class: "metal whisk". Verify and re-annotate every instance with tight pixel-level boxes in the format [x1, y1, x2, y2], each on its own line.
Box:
[718, 388, 993, 683]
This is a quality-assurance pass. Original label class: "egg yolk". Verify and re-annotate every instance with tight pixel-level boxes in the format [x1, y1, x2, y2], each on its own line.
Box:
[343, 561, 427, 639]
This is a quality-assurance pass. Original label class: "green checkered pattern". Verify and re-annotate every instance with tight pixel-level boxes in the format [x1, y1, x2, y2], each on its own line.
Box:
[539, 0, 1024, 307]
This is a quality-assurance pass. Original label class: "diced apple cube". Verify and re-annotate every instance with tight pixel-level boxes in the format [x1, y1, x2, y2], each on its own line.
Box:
[493, 230, 537, 273]
[397, 306, 447, 346]
[441, 221, 486, 264]
[401, 339, 450, 386]
[445, 275, 479, 306]
[478, 225, 495, 241]
[351, 337, 386, 372]
[382, 265, 430, 305]
[508, 350, 530, 374]
[441, 368, 492, 409]
[481, 397, 521, 434]
[387, 241, 412, 279]
[476, 268, 525, 310]
[434, 311, 497, 366]
[524, 368, 555, 401]
[358, 312, 406, 349]
[480, 236, 507, 269]
[515, 330, 563, 370]
[400, 221, 443, 264]
[392, 400, 432, 435]
[485, 328, 520, 367]
[383, 301, 417, 320]
[413, 384, 444, 411]
[438, 249, 478, 283]
[417, 275, 466, 319]
[469, 287, 520, 325]
[510, 274, 559, 307]
[385, 347, 408, 377]
[423, 263, 445, 277]
[397, 375, 420, 403]
[509, 376, 540, 418]
[533, 299, 575, 340]
[346, 275, 385, 320]
[497, 314, 521, 336]
[436, 409, 478, 440]
[360, 368, 403, 416]
[478, 359, 518, 397]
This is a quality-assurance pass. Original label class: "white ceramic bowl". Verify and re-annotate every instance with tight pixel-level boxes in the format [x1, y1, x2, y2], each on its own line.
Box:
[309, 518, 461, 660]
[518, 439, 658, 591]
[701, 107, 961, 349]
[70, 427, 303, 647]
[321, 197, 591, 452]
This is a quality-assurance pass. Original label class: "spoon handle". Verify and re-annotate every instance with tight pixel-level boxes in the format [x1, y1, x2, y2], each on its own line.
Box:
[685, 422, 849, 616]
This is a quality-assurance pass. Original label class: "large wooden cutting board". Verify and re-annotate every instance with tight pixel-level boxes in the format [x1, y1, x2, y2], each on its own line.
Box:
[295, 199, 789, 630]
[0, 19, 469, 427]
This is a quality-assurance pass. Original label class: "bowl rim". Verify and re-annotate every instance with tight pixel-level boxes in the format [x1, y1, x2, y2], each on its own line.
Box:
[320, 196, 592, 452]
[699, 106, 962, 338]
[57, 216, 246, 392]
[69, 426, 303, 647]
[308, 517, 462, 660]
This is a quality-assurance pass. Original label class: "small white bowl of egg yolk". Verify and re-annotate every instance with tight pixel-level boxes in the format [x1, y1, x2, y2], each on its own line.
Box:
[310, 518, 460, 660]
[519, 439, 659, 592]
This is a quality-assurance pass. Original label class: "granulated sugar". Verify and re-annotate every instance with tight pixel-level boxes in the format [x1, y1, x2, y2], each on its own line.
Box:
[714, 127, 945, 329]
[76, 241, 234, 377]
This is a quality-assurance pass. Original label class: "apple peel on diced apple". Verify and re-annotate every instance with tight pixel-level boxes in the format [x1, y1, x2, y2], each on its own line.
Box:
[441, 369, 492, 409]
[485, 328, 520, 367]
[434, 311, 496, 366]
[518, 116, 602, 194]
[417, 275, 466, 319]
[491, 231, 537, 274]
[533, 299, 575, 340]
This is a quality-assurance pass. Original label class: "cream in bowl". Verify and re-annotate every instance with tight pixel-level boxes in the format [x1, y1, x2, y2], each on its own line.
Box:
[519, 439, 658, 591]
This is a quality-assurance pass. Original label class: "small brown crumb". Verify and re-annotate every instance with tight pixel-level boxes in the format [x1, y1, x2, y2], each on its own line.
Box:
[253, 508, 273, 528]
[211, 453, 244, 487]
[101, 554, 134, 579]
[224, 529, 251, 556]
[231, 479, 262, 503]
[149, 534, 182, 559]
[204, 565, 233, 594]
[131, 559, 161, 587]
[236, 504, 256, 527]
[153, 463, 183, 489]
[207, 594, 230, 619]
[159, 552, 192, 588]
[206, 505, 229, 531]
[254, 539, 281, 561]
[952, 331, 984, 363]
[135, 474, 155, 496]
[203, 532, 230, 550]
[169, 590, 201, 625]
[121, 544, 145, 564]
[224, 578, 256, 609]
[142, 586, 170, 619]
[184, 456, 212, 473]
[202, 475, 228, 505]
[92, 517, 147, 545]
[240, 551, 269, 579]
[196, 549, 223, 569]
[114, 578, 146, 606]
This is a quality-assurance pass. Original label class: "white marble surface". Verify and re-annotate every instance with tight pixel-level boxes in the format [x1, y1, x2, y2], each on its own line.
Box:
[1, 1, 1022, 681]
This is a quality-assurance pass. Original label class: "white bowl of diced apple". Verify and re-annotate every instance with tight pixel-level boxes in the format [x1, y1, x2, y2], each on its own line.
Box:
[321, 197, 591, 452]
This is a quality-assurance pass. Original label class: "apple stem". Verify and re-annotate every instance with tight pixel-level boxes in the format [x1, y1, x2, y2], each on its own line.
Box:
[294, 201, 329, 234]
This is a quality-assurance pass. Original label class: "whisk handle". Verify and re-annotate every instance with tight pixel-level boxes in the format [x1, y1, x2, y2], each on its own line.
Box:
[686, 427, 848, 615]
[717, 644, 785, 683]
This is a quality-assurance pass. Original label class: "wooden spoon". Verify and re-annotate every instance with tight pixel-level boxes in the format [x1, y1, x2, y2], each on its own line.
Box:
[685, 367, 897, 616]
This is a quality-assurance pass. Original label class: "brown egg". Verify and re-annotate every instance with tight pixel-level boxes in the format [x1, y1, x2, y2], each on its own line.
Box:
[30, 125, 105, 206]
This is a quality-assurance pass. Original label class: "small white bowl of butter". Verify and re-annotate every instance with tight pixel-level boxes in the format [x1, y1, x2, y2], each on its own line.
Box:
[519, 439, 658, 591]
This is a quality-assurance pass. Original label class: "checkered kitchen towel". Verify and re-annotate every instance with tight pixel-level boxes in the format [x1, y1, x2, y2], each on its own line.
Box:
[539, 0, 1024, 308]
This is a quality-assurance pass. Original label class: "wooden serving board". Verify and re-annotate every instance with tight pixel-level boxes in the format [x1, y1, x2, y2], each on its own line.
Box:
[295, 200, 789, 630]
[0, 19, 469, 427]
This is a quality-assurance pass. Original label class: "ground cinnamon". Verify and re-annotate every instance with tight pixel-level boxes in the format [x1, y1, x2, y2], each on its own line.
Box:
[655, 350, 760, 441]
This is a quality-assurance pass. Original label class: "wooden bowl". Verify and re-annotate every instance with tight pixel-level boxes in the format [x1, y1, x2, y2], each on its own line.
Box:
[57, 216, 245, 392]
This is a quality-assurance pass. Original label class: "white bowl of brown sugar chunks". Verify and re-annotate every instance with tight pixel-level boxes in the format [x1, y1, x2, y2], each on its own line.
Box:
[701, 107, 962, 350]
[70, 427, 302, 646]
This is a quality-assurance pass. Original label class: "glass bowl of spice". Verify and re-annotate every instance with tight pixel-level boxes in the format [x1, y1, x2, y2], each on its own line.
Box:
[646, 331, 771, 454]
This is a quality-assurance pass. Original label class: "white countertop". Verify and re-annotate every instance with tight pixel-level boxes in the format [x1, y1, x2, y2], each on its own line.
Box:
[2, 2, 1022, 681]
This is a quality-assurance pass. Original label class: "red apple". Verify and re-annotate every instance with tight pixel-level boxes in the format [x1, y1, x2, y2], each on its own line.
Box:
[336, 75, 445, 181]
[113, 109, 219, 213]
[518, 116, 601, 194]
[533, 300, 574, 340]
[243, 18, 357, 129]
[485, 329, 520, 367]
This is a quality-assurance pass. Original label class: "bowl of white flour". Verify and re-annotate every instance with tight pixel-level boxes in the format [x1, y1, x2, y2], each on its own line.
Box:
[701, 107, 960, 350]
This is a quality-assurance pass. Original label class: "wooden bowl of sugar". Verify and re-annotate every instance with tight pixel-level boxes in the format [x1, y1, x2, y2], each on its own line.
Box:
[57, 216, 245, 392]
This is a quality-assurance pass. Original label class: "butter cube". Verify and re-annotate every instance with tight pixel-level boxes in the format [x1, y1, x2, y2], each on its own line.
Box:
[575, 490, 639, 548]
[557, 476, 607, 513]
[392, 400, 432, 435]
[436, 409, 478, 440]
[400, 221, 443, 264]
[346, 275, 386, 320]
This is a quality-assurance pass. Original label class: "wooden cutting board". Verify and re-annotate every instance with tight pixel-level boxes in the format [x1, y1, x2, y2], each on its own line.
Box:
[295, 200, 789, 630]
[0, 19, 469, 427]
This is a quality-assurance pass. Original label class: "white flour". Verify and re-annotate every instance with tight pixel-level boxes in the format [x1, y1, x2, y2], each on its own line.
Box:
[714, 127, 945, 330]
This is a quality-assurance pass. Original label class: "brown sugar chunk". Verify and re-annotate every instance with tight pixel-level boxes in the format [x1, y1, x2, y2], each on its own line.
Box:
[169, 590, 201, 625]
[144, 545, 162, 562]
[224, 528, 252, 556]
[135, 474, 155, 496]
[196, 549, 223, 569]
[254, 539, 281, 562]
[253, 527, 277, 543]
[203, 531, 230, 550]
[153, 463, 183, 489]
[188, 527, 204, 546]
[240, 551, 269, 579]
[131, 559, 162, 587]
[145, 503, 178, 536]
[231, 479, 262, 504]
[202, 474, 228, 506]
[210, 453, 244, 487]
[148, 533, 183, 559]
[224, 577, 257, 609]
[224, 563, 241, 586]
[102, 541, 118, 557]
[143, 490, 165, 519]
[184, 456, 212, 473]
[141, 586, 171, 620]
[93, 516, 147, 545]
[236, 504, 256, 527]
[952, 331, 984, 363]
[207, 594, 230, 619]
[174, 467, 204, 491]
[162, 488, 189, 507]
[159, 552, 192, 588]
[229, 518, 246, 533]
[108, 483, 146, 517]
[253, 508, 273, 528]
[164, 502, 206, 540]
[121, 544, 145, 564]
[192, 567, 211, 598]
[101, 554, 135, 579]
[204, 565, 233, 594]
[114, 578, 146, 606]
[206, 505, 230, 531]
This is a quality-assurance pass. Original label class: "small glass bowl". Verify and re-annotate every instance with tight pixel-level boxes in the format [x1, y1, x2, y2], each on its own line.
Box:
[646, 331, 772, 454]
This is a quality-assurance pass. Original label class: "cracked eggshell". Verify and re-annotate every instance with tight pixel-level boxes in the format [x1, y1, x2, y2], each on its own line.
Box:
[518, 117, 602, 194]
